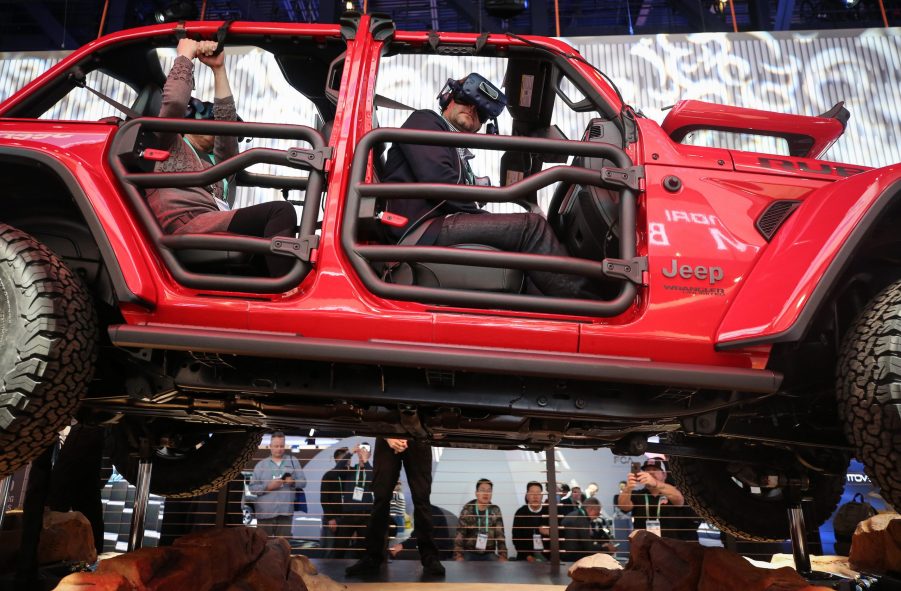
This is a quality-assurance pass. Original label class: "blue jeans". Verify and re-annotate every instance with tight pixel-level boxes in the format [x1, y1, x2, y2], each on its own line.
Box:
[436, 212, 595, 298]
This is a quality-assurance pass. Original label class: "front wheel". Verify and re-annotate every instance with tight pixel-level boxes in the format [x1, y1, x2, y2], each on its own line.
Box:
[0, 224, 97, 477]
[111, 420, 262, 498]
[669, 452, 847, 541]
[837, 277, 901, 510]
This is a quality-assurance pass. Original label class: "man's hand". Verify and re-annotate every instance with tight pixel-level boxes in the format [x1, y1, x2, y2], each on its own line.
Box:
[498, 555, 508, 562]
[539, 526, 550, 536]
[386, 438, 408, 453]
[283, 476, 295, 487]
[388, 543, 402, 558]
[625, 473, 641, 491]
[526, 555, 536, 562]
[328, 518, 337, 533]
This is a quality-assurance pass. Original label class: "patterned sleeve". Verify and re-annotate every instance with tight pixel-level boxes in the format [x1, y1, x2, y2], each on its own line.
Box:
[158, 56, 194, 151]
[213, 94, 239, 162]
[454, 503, 474, 558]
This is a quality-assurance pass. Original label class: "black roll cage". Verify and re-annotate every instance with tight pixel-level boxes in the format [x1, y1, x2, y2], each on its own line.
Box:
[109, 117, 328, 294]
[342, 127, 643, 317]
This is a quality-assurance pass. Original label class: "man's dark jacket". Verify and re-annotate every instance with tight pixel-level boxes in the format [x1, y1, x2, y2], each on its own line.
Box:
[381, 109, 483, 241]
[320, 457, 351, 523]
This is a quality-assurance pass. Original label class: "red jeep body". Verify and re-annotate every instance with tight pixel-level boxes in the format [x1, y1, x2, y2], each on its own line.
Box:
[0, 16, 897, 541]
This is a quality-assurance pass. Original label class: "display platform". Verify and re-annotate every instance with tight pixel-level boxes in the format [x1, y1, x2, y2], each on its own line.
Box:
[346, 585, 565, 591]
[312, 558, 570, 586]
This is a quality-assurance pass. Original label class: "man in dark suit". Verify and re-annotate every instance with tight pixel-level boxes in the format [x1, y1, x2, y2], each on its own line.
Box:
[319, 447, 350, 557]
[560, 497, 616, 561]
[377, 72, 593, 298]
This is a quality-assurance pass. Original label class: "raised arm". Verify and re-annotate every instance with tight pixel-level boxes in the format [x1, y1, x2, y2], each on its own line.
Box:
[156, 38, 199, 150]
[197, 41, 238, 161]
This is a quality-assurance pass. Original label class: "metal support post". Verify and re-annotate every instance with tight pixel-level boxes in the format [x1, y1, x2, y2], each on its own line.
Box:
[787, 502, 811, 575]
[545, 446, 560, 573]
[0, 475, 12, 530]
[128, 438, 153, 552]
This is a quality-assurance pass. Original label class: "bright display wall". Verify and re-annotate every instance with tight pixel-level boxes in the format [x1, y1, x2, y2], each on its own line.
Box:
[1, 27, 899, 208]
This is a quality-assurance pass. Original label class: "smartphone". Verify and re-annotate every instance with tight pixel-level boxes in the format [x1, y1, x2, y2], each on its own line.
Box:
[630, 462, 642, 474]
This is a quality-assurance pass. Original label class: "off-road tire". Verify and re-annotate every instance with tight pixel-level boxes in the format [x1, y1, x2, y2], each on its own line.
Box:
[670, 455, 846, 541]
[112, 424, 262, 498]
[837, 277, 901, 510]
[0, 224, 97, 478]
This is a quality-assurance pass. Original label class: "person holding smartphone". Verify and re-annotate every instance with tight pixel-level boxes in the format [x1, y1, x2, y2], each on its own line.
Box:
[616, 457, 694, 541]
[249, 431, 307, 538]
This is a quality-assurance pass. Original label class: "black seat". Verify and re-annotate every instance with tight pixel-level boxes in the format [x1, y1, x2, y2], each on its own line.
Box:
[549, 118, 625, 261]
[386, 244, 524, 292]
[174, 248, 256, 273]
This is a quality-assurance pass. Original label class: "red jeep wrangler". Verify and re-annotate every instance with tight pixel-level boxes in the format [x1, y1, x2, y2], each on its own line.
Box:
[0, 15, 897, 541]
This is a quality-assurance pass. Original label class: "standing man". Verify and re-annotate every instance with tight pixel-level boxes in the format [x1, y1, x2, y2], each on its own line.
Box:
[249, 432, 306, 538]
[378, 72, 594, 299]
[319, 446, 350, 557]
[616, 457, 695, 540]
[340, 442, 374, 556]
[346, 439, 445, 577]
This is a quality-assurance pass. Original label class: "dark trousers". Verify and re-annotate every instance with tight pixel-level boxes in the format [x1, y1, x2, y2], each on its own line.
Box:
[226, 200, 297, 276]
[364, 439, 439, 564]
[435, 212, 594, 298]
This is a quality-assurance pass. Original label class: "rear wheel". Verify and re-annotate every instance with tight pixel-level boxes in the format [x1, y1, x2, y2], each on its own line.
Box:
[670, 450, 847, 541]
[837, 277, 901, 509]
[111, 420, 262, 498]
[0, 224, 97, 477]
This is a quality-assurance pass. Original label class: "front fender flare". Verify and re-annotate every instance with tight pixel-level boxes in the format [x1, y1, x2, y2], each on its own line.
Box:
[0, 146, 151, 308]
[716, 164, 901, 349]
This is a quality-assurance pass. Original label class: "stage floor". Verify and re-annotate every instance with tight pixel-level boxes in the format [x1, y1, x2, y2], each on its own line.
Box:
[311, 558, 570, 589]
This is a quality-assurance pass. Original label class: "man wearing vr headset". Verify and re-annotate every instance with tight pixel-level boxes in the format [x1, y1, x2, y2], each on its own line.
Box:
[148, 38, 296, 276]
[380, 73, 593, 298]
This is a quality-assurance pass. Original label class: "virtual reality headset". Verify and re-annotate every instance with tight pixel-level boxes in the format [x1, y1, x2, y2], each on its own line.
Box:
[185, 97, 215, 120]
[185, 97, 247, 141]
[438, 73, 507, 123]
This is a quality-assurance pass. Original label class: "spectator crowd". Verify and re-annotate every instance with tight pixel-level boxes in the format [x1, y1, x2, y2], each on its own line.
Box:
[250, 435, 703, 565]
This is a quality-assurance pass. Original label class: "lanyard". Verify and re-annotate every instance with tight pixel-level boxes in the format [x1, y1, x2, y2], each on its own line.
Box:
[182, 136, 228, 200]
[355, 463, 366, 487]
[644, 494, 662, 519]
[270, 458, 285, 479]
[475, 505, 489, 533]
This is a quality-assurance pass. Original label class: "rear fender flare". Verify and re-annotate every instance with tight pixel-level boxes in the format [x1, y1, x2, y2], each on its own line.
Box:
[716, 165, 901, 349]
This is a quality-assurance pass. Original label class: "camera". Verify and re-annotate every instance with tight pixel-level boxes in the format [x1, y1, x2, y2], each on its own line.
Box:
[631, 462, 642, 474]
[281, 472, 291, 479]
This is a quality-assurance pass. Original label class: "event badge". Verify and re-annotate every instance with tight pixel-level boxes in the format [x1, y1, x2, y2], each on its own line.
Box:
[475, 533, 489, 551]
[645, 519, 662, 537]
[353, 486, 365, 501]
[533, 533, 544, 550]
